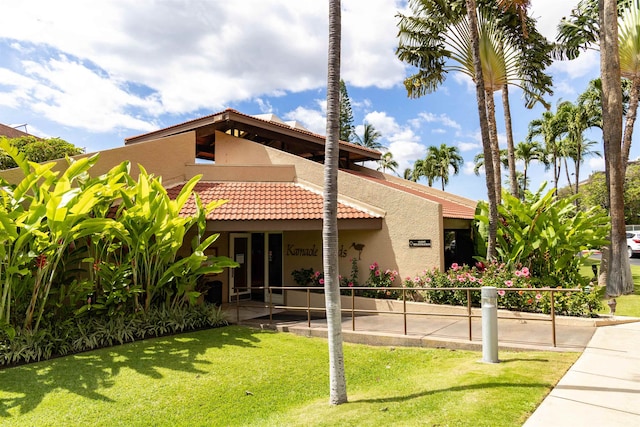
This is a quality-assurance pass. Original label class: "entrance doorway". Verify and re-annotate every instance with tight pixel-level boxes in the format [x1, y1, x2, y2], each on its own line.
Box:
[229, 232, 283, 304]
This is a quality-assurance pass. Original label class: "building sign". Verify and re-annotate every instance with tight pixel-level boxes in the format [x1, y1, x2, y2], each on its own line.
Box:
[409, 239, 431, 248]
[286, 243, 348, 257]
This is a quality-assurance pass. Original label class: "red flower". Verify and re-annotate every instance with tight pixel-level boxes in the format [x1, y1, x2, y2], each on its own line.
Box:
[36, 254, 47, 269]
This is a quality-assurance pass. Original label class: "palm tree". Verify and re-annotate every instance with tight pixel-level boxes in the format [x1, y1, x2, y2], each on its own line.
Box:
[514, 140, 544, 193]
[403, 167, 414, 181]
[473, 149, 508, 176]
[555, 101, 601, 194]
[353, 122, 385, 151]
[425, 144, 463, 191]
[556, 1, 636, 295]
[377, 151, 399, 174]
[527, 109, 564, 194]
[602, 0, 632, 296]
[397, 0, 552, 259]
[412, 158, 436, 186]
[323, 0, 347, 404]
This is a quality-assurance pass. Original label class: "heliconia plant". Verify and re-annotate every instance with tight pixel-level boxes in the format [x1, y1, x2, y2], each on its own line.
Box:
[475, 183, 610, 285]
[0, 137, 237, 336]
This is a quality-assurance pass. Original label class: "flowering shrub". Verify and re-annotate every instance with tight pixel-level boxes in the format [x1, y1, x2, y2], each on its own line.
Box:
[402, 262, 602, 317]
[360, 262, 400, 299]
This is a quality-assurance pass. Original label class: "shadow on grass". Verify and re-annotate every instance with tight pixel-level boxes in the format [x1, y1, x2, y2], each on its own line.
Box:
[0, 325, 264, 417]
[352, 381, 551, 404]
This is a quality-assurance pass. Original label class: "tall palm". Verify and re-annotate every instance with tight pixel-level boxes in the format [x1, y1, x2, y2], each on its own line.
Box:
[425, 143, 463, 191]
[555, 101, 601, 194]
[412, 158, 436, 186]
[403, 167, 414, 181]
[603, 0, 632, 296]
[397, 0, 551, 259]
[556, 0, 635, 295]
[527, 109, 564, 194]
[473, 149, 508, 176]
[353, 122, 385, 151]
[323, 0, 347, 404]
[514, 140, 544, 193]
[377, 151, 399, 174]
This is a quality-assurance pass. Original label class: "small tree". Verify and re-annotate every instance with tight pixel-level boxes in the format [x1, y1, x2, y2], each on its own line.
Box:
[0, 136, 84, 170]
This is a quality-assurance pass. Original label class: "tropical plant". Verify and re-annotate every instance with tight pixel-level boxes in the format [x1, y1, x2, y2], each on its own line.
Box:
[475, 184, 610, 286]
[323, 0, 347, 405]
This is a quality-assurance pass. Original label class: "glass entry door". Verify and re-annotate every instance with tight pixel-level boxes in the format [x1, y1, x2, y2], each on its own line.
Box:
[230, 233, 250, 299]
[267, 233, 284, 305]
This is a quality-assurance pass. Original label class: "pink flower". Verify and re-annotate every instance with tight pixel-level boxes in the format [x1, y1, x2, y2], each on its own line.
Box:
[478, 278, 483, 284]
[425, 277, 432, 283]
[348, 282, 354, 287]
[469, 276, 476, 282]
[319, 278, 324, 285]
[414, 276, 421, 283]
[405, 276, 411, 281]
[504, 280, 513, 287]
[457, 275, 465, 282]
[314, 271, 321, 278]
[535, 293, 542, 300]
[514, 270, 522, 277]
[521, 267, 530, 277]
[375, 270, 381, 277]
[498, 290, 505, 296]
[370, 264, 376, 270]
[451, 263, 459, 271]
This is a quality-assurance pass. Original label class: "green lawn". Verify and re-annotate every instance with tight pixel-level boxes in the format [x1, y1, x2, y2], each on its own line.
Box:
[0, 326, 577, 427]
[582, 258, 640, 317]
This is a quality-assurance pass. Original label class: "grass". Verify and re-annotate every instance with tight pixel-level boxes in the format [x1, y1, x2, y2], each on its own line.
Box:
[581, 258, 640, 317]
[0, 326, 578, 427]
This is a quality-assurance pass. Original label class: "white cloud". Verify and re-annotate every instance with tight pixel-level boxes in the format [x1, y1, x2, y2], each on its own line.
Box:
[0, 0, 408, 132]
[284, 103, 326, 135]
[458, 141, 481, 152]
[417, 112, 461, 130]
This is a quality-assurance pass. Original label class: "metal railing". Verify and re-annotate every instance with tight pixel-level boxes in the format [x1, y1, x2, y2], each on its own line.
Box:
[233, 286, 581, 347]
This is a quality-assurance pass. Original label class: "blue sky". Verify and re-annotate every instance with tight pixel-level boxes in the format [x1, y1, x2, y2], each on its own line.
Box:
[0, 1, 627, 201]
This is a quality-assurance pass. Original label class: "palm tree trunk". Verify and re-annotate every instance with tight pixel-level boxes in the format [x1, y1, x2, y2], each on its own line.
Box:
[323, 0, 347, 405]
[486, 89, 502, 204]
[600, 0, 634, 296]
[563, 156, 573, 194]
[502, 84, 518, 198]
[574, 140, 581, 196]
[621, 77, 640, 177]
[466, 0, 498, 260]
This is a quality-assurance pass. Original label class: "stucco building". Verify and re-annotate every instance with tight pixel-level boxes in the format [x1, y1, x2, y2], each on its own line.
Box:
[1, 110, 478, 304]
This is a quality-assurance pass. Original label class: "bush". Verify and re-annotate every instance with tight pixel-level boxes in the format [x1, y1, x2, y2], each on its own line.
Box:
[401, 262, 602, 316]
[0, 304, 228, 367]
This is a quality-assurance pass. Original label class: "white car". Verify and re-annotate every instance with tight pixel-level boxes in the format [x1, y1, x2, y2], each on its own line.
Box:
[627, 232, 640, 258]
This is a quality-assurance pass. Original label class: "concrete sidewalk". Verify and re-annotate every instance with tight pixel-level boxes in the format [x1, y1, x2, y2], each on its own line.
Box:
[523, 321, 640, 426]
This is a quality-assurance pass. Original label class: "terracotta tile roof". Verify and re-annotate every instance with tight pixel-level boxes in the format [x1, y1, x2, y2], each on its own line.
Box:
[167, 181, 380, 221]
[343, 170, 477, 220]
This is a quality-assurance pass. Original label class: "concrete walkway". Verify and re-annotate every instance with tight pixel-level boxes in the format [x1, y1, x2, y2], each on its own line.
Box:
[523, 321, 640, 427]
[228, 302, 640, 425]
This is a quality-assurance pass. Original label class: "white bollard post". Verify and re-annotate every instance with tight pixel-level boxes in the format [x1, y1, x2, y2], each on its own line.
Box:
[481, 286, 499, 363]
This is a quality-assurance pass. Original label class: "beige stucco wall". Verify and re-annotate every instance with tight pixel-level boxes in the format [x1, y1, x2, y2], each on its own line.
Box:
[0, 132, 195, 186]
[215, 131, 444, 278]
